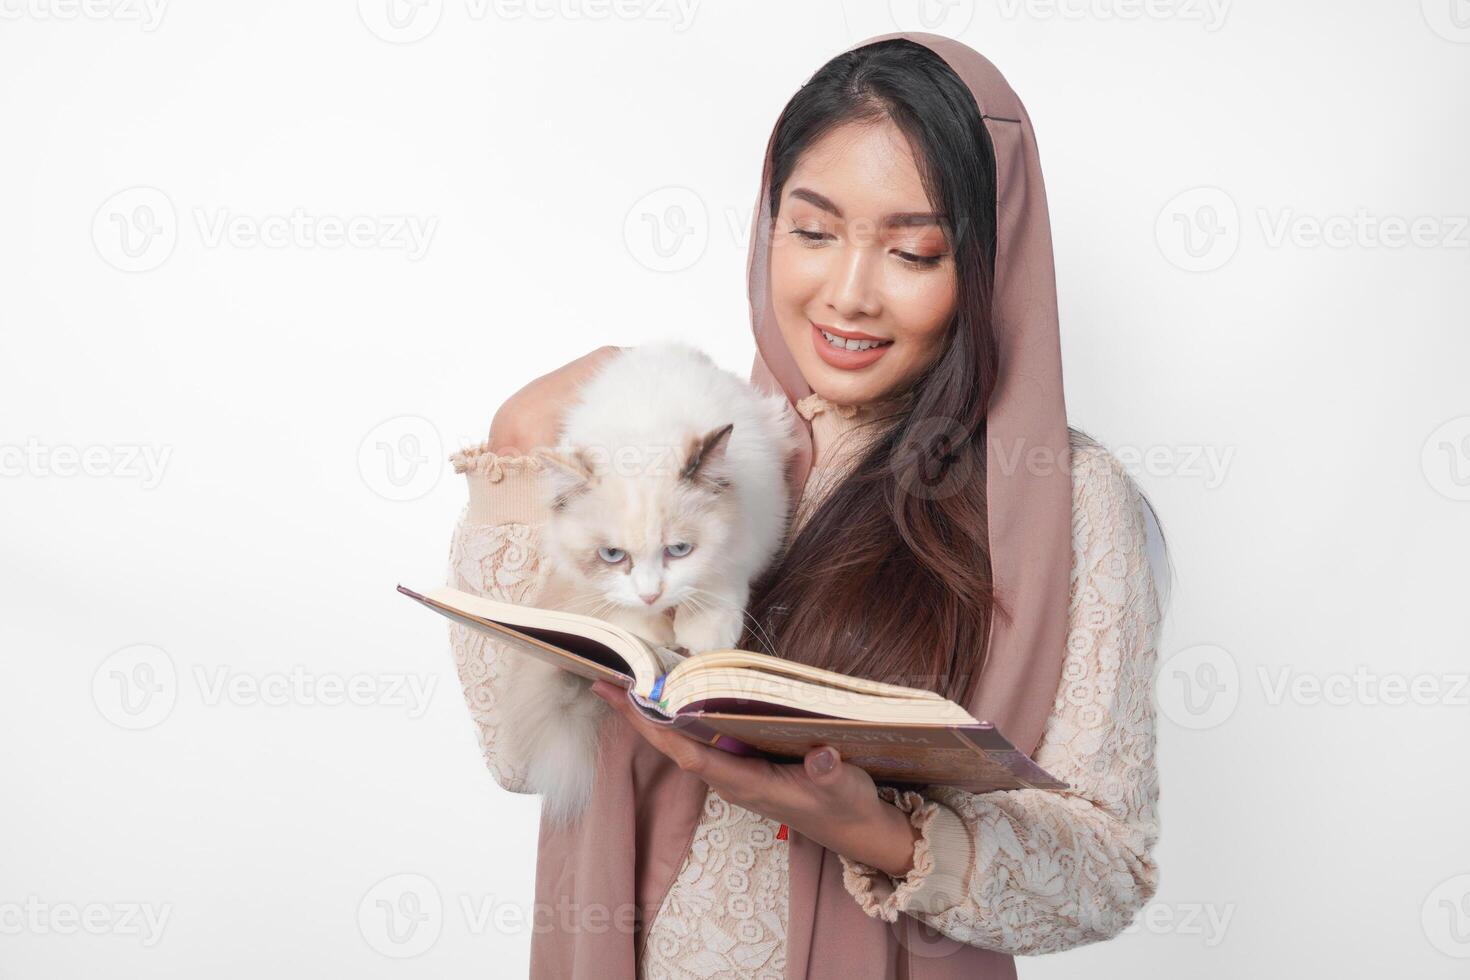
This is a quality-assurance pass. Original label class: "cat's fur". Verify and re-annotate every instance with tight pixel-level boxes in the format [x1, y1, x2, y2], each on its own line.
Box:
[500, 341, 801, 825]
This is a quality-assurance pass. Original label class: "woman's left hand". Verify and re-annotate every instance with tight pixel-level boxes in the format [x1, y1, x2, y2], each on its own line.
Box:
[591, 680, 921, 877]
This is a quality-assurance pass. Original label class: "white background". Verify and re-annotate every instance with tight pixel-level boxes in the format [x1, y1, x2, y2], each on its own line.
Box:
[2, 1, 1467, 976]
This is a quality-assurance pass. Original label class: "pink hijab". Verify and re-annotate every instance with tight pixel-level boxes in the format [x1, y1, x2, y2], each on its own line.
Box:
[527, 32, 1071, 978]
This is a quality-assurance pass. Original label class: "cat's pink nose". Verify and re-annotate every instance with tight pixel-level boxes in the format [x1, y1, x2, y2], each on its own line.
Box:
[639, 589, 663, 605]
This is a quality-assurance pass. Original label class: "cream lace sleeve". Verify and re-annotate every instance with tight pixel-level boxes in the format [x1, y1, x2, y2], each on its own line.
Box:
[445, 442, 553, 795]
[837, 438, 1164, 955]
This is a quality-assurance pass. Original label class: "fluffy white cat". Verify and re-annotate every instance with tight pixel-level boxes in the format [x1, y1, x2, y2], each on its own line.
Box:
[501, 341, 802, 825]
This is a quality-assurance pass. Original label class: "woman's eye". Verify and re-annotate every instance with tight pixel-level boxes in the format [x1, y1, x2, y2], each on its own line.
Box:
[789, 228, 830, 244]
[597, 546, 626, 563]
[665, 542, 693, 558]
[895, 249, 946, 269]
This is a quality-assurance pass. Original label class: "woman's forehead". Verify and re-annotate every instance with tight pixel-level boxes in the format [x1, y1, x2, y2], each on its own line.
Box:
[782, 120, 934, 218]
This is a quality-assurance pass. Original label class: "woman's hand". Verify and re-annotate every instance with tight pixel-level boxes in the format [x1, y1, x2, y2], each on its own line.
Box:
[489, 345, 626, 453]
[591, 680, 922, 878]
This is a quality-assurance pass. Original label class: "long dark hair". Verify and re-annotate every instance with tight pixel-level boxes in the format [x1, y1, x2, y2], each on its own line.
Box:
[738, 39, 1003, 705]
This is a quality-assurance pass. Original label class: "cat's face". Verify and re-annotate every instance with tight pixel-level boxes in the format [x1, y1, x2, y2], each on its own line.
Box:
[536, 426, 737, 615]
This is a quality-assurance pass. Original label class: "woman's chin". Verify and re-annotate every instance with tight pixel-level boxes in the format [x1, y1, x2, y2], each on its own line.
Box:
[804, 367, 897, 407]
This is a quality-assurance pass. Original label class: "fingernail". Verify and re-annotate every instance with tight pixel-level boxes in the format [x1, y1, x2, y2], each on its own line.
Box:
[810, 748, 837, 774]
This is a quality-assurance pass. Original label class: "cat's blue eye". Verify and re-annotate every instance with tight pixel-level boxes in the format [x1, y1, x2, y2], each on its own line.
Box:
[597, 546, 626, 563]
[665, 542, 693, 558]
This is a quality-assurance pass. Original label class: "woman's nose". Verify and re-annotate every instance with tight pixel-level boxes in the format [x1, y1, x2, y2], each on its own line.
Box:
[825, 245, 882, 319]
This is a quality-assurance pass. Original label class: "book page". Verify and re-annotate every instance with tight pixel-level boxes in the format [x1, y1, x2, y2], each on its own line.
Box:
[660, 670, 976, 725]
[665, 649, 951, 702]
[399, 585, 636, 686]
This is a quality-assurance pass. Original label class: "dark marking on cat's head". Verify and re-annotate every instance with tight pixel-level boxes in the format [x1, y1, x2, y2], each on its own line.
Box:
[679, 423, 734, 492]
[535, 447, 597, 510]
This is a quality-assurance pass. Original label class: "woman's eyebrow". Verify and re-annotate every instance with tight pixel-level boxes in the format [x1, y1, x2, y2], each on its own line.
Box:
[788, 187, 943, 228]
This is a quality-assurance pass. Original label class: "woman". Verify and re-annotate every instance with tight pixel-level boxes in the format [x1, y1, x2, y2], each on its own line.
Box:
[447, 32, 1167, 979]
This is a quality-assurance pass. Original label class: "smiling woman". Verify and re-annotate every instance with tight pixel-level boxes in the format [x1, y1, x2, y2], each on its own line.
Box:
[447, 32, 1169, 980]
[745, 37, 1005, 711]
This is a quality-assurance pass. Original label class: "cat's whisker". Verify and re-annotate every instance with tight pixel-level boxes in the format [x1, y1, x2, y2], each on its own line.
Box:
[710, 594, 777, 651]
[686, 588, 780, 656]
[674, 597, 704, 620]
[738, 614, 780, 658]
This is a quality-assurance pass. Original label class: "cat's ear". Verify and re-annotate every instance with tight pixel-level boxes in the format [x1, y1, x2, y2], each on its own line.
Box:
[534, 447, 596, 508]
[679, 423, 734, 492]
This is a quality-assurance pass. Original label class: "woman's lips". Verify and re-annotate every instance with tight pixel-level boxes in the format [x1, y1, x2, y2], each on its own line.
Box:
[810, 321, 893, 370]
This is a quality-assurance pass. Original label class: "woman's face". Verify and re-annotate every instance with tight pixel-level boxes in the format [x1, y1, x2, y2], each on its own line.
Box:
[769, 118, 958, 407]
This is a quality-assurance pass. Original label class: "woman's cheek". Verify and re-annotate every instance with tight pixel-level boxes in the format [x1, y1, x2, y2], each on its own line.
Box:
[890, 265, 955, 317]
[791, 246, 836, 294]
[886, 287, 955, 376]
[901, 323, 951, 380]
[770, 247, 821, 313]
[893, 274, 956, 338]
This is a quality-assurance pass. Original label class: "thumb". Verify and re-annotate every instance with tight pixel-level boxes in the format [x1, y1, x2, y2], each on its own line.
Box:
[803, 745, 842, 787]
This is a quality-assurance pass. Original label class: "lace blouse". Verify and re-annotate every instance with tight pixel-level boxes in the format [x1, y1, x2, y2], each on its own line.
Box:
[444, 392, 1163, 977]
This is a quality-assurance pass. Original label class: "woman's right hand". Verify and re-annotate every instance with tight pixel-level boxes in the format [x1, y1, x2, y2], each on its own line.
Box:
[488, 345, 625, 454]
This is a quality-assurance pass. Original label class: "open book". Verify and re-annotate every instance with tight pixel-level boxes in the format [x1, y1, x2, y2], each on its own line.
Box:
[401, 584, 1068, 794]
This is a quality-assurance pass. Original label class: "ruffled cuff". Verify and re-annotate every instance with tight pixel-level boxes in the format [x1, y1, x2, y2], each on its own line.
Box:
[450, 442, 551, 527]
[839, 787, 974, 922]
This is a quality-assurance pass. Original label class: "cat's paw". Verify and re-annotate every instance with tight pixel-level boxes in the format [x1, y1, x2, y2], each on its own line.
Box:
[673, 608, 743, 655]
